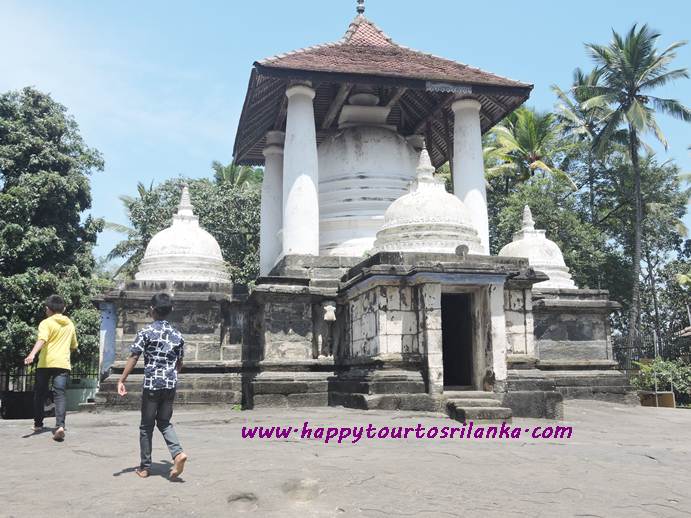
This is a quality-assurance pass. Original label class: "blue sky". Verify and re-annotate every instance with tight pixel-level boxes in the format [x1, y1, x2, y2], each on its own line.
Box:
[2, 0, 690, 260]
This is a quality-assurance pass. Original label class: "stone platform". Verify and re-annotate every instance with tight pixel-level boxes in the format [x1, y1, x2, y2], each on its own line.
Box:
[3, 400, 690, 517]
[96, 253, 632, 421]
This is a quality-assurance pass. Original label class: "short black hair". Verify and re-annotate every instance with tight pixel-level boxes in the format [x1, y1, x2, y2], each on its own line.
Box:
[150, 293, 173, 318]
[45, 295, 66, 313]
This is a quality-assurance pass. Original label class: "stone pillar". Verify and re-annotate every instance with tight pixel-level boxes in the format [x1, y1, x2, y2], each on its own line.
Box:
[420, 283, 443, 394]
[452, 99, 489, 253]
[260, 131, 285, 276]
[489, 283, 508, 382]
[282, 83, 319, 256]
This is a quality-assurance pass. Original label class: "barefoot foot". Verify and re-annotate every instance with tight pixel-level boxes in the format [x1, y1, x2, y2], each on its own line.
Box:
[135, 468, 150, 478]
[52, 427, 65, 442]
[170, 452, 187, 479]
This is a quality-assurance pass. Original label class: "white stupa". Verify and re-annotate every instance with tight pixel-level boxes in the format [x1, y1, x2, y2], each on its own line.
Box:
[135, 186, 230, 283]
[373, 149, 483, 254]
[498, 205, 576, 289]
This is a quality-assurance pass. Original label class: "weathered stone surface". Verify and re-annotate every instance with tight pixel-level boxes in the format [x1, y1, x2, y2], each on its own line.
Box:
[252, 394, 289, 407]
[287, 392, 329, 407]
[501, 391, 563, 419]
[449, 406, 513, 422]
[196, 339, 223, 361]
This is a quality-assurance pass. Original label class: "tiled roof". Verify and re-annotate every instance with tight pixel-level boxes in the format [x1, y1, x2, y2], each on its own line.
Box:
[258, 16, 529, 89]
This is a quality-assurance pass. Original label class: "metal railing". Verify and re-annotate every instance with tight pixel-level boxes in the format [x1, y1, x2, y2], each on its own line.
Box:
[0, 363, 100, 393]
[612, 327, 691, 372]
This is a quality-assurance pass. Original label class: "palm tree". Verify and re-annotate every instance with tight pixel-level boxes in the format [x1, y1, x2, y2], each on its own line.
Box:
[584, 24, 691, 345]
[104, 182, 154, 278]
[487, 107, 576, 193]
[211, 161, 263, 190]
[552, 68, 612, 221]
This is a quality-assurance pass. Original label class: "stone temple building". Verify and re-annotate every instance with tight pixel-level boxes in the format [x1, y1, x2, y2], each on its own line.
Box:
[98, 5, 631, 420]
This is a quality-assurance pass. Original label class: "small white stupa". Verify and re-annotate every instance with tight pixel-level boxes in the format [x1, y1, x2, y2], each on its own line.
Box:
[135, 186, 230, 283]
[498, 205, 576, 289]
[373, 148, 483, 254]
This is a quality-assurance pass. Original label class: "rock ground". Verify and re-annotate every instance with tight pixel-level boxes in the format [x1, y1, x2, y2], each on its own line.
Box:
[0, 400, 689, 517]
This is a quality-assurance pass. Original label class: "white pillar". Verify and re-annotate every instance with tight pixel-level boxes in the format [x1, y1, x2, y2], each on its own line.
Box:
[260, 131, 284, 276]
[282, 83, 319, 256]
[452, 99, 489, 253]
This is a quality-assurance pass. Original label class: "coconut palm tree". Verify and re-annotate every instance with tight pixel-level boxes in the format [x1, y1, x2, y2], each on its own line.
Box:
[105, 182, 155, 278]
[212, 160, 263, 190]
[552, 68, 611, 220]
[486, 107, 576, 193]
[584, 24, 691, 344]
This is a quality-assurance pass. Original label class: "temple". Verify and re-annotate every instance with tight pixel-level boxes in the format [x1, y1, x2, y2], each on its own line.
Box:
[97, 4, 632, 419]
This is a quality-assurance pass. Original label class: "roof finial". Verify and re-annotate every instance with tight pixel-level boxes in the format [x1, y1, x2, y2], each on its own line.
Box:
[522, 205, 535, 231]
[356, 0, 365, 15]
[416, 148, 435, 179]
[176, 183, 196, 219]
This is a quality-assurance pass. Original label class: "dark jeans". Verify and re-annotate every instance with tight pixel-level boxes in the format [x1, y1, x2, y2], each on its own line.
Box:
[140, 388, 183, 470]
[34, 368, 69, 428]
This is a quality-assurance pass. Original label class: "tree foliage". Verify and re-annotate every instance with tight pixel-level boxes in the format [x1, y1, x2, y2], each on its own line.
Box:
[0, 87, 108, 369]
[584, 24, 691, 342]
[485, 24, 691, 341]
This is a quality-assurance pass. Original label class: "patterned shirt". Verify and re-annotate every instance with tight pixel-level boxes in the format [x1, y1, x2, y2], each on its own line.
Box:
[130, 320, 184, 390]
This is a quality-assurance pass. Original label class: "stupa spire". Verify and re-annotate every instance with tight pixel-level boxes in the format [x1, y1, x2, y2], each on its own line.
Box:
[356, 0, 365, 15]
[174, 184, 198, 222]
[416, 148, 435, 179]
[522, 205, 535, 231]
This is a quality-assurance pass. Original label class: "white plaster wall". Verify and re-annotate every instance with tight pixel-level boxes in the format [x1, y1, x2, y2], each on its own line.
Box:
[318, 126, 418, 256]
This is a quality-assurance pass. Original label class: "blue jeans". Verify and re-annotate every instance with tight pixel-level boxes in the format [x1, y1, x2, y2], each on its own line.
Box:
[139, 388, 183, 470]
[34, 368, 69, 428]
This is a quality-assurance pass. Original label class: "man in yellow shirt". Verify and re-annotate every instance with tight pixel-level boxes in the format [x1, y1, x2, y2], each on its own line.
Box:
[24, 295, 78, 441]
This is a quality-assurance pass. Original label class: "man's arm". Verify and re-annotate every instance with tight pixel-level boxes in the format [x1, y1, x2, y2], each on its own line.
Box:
[24, 340, 46, 365]
[70, 328, 78, 351]
[176, 337, 184, 373]
[117, 354, 139, 396]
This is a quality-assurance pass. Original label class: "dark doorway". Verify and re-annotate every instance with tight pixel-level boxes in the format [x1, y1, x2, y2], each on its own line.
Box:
[441, 293, 473, 387]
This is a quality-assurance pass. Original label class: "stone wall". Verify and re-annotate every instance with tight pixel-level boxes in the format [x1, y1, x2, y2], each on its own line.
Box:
[503, 287, 535, 357]
[348, 284, 421, 358]
[112, 298, 245, 362]
[532, 289, 619, 362]
[260, 297, 314, 361]
[97, 281, 249, 366]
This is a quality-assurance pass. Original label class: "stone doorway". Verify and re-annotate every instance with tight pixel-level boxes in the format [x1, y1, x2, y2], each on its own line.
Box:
[441, 293, 474, 388]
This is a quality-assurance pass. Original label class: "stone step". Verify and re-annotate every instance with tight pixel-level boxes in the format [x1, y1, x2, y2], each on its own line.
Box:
[446, 398, 502, 408]
[97, 388, 242, 409]
[447, 405, 513, 423]
[442, 390, 497, 399]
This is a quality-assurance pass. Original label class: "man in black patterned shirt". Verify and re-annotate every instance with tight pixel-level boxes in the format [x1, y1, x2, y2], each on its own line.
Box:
[118, 293, 188, 479]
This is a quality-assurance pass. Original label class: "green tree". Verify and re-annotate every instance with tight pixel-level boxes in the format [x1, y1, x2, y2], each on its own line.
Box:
[585, 24, 691, 344]
[0, 87, 106, 369]
[487, 107, 576, 192]
[552, 68, 613, 221]
[490, 175, 616, 292]
[637, 158, 690, 338]
[211, 160, 263, 190]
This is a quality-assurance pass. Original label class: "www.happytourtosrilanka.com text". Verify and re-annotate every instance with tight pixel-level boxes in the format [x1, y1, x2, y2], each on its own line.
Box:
[241, 421, 573, 444]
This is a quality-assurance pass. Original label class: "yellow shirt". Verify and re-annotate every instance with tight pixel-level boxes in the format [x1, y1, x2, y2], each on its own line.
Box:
[37, 314, 78, 370]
